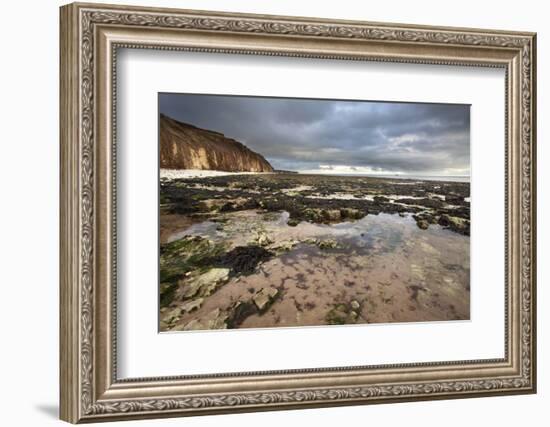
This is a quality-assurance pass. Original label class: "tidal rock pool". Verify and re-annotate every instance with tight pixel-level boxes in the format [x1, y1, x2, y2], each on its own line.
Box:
[160, 209, 469, 331]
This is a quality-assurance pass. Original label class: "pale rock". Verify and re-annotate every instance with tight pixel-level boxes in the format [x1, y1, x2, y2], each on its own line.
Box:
[253, 287, 279, 312]
[181, 298, 204, 313]
[256, 231, 274, 247]
[184, 268, 230, 298]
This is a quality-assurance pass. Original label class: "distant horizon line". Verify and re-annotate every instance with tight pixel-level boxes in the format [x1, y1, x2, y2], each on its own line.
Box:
[292, 172, 470, 182]
[291, 171, 470, 177]
[280, 170, 470, 178]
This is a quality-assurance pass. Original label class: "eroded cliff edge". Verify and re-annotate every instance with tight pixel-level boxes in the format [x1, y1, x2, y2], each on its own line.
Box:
[160, 114, 274, 172]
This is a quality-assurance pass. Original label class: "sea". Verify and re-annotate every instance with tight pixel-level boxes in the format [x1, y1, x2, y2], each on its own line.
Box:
[297, 173, 470, 183]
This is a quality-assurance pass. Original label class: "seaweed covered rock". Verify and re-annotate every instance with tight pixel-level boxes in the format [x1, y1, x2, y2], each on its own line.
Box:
[438, 214, 470, 236]
[318, 239, 339, 250]
[413, 212, 436, 230]
[340, 207, 364, 220]
[326, 302, 362, 325]
[445, 195, 464, 205]
[226, 301, 258, 328]
[287, 218, 300, 227]
[213, 245, 274, 275]
[159, 236, 227, 306]
[322, 209, 342, 222]
[416, 219, 429, 230]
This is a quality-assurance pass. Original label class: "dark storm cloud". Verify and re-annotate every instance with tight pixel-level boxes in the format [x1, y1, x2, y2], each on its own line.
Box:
[159, 93, 470, 175]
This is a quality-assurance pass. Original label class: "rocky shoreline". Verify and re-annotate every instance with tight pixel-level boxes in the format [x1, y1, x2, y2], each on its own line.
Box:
[161, 173, 470, 235]
[159, 173, 470, 331]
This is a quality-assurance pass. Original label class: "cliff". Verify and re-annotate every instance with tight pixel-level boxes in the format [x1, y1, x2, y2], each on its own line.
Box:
[159, 114, 274, 172]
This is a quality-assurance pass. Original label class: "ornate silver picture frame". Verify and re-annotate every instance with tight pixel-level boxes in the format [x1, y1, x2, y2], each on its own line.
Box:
[60, 2, 536, 423]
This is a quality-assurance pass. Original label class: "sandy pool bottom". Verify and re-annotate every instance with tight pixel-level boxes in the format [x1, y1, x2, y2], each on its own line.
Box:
[160, 211, 470, 331]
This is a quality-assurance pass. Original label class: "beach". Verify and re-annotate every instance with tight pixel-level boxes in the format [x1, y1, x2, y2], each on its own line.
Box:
[159, 172, 470, 331]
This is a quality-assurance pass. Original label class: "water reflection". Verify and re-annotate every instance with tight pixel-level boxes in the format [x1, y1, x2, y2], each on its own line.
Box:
[166, 209, 470, 326]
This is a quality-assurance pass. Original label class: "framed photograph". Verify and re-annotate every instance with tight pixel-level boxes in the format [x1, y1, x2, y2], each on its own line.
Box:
[60, 2, 537, 423]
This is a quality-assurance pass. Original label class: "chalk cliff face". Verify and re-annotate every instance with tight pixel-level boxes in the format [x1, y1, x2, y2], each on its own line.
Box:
[159, 114, 274, 172]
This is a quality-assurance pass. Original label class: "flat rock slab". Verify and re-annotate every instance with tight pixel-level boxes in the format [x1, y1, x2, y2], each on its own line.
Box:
[253, 287, 279, 312]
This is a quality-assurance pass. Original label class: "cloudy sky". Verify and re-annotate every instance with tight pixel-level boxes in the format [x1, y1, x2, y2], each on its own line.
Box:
[159, 93, 470, 176]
